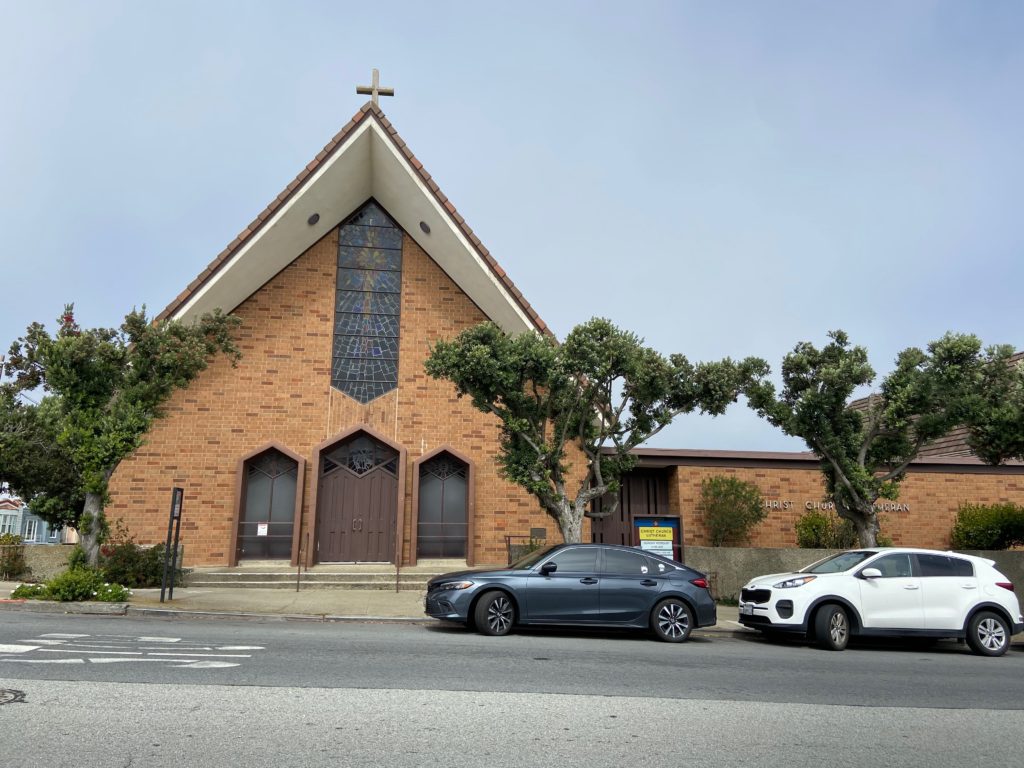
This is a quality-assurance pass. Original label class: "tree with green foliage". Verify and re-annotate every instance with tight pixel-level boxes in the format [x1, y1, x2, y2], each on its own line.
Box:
[698, 475, 766, 546]
[0, 387, 83, 529]
[963, 346, 1024, 465]
[746, 330, 981, 547]
[0, 304, 240, 563]
[425, 318, 763, 543]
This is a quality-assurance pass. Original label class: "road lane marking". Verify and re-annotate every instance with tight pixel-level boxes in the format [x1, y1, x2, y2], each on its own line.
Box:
[38, 649, 142, 655]
[0, 644, 39, 653]
[146, 652, 251, 658]
[3, 632, 263, 669]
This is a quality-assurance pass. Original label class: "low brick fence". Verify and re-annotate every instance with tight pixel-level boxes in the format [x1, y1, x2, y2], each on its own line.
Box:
[685, 546, 1024, 600]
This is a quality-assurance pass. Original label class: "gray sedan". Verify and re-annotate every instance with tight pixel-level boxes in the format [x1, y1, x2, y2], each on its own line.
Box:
[424, 543, 717, 642]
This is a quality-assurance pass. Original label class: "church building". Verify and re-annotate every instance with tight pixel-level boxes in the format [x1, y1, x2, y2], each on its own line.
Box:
[107, 82, 1024, 567]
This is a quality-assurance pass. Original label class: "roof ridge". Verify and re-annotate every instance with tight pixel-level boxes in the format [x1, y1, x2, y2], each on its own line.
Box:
[157, 103, 549, 335]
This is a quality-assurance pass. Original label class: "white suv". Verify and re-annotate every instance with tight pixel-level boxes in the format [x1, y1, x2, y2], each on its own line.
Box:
[738, 548, 1024, 656]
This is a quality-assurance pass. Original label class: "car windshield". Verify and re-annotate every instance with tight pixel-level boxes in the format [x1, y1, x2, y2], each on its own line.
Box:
[800, 551, 875, 574]
[509, 544, 560, 570]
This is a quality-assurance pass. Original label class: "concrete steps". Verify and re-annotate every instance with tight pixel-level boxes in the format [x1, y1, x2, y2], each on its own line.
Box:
[185, 561, 475, 591]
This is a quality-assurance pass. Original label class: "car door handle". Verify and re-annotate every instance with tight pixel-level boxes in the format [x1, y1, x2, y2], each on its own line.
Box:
[579, 577, 598, 585]
[641, 579, 658, 587]
[961, 584, 977, 589]
[903, 584, 919, 590]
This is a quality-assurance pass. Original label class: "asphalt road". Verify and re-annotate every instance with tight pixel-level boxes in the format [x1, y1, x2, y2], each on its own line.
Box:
[1, 613, 1022, 767]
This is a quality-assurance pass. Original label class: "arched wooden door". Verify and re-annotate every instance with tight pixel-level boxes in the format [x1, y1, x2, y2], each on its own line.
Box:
[316, 434, 399, 562]
[417, 454, 468, 559]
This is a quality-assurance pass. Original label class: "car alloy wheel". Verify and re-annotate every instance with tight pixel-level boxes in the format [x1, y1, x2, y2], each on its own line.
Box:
[967, 611, 1010, 657]
[474, 591, 515, 637]
[814, 604, 849, 651]
[652, 599, 693, 643]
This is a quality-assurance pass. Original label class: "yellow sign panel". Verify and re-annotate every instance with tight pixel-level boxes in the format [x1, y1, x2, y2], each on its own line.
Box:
[638, 527, 673, 541]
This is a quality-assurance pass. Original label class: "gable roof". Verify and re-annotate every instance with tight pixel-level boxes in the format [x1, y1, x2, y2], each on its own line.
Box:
[158, 102, 549, 336]
[851, 350, 1023, 459]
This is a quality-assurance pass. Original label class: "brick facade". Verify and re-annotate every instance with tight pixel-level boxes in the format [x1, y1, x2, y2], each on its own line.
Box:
[107, 223, 558, 567]
[670, 461, 1024, 550]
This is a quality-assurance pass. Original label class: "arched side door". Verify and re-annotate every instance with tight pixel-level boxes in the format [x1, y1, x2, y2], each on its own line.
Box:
[417, 454, 468, 559]
[237, 449, 298, 560]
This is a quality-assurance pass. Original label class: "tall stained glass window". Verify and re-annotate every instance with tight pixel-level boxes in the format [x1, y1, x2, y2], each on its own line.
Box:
[332, 201, 403, 402]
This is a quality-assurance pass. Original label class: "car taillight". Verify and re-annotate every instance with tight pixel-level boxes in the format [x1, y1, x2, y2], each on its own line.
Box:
[691, 577, 708, 589]
[996, 582, 1015, 592]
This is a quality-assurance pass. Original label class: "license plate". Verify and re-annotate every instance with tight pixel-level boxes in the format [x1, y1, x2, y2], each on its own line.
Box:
[740, 604, 754, 616]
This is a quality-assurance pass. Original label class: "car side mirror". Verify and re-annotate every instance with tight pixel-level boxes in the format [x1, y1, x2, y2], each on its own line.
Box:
[860, 567, 882, 579]
[540, 562, 557, 575]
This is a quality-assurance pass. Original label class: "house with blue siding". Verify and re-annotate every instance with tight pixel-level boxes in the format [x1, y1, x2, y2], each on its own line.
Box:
[0, 496, 75, 544]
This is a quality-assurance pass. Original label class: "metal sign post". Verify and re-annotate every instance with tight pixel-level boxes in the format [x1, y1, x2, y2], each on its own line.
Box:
[160, 487, 184, 603]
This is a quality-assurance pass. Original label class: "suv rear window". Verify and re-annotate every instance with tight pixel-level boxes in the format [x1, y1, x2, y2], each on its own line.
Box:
[918, 554, 974, 577]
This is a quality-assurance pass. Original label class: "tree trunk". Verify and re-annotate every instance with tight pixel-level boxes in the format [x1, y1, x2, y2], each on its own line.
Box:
[79, 492, 106, 566]
[553, 498, 584, 544]
[833, 498, 879, 548]
[849, 504, 879, 547]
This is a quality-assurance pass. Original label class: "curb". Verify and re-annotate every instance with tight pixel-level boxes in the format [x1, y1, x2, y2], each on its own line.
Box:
[125, 606, 432, 624]
[1, 599, 750, 634]
[0, 599, 127, 615]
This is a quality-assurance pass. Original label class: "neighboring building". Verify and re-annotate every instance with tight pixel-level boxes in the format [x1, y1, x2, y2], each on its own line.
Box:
[0, 497, 72, 544]
[0, 498, 22, 537]
[592, 449, 1024, 556]
[105, 96, 1024, 567]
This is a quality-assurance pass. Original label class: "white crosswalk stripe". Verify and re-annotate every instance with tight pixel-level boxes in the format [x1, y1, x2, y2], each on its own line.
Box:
[0, 633, 266, 669]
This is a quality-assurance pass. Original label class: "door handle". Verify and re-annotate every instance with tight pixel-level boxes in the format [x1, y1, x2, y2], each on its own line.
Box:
[641, 579, 658, 587]
[352, 518, 363, 532]
[961, 584, 977, 589]
[579, 577, 598, 585]
[903, 584, 919, 590]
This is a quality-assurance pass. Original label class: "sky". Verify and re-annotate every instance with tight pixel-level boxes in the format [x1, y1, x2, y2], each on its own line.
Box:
[1, 1, 1021, 452]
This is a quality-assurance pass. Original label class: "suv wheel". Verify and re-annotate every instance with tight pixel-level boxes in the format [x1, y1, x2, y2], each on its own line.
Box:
[966, 611, 1010, 657]
[814, 604, 850, 651]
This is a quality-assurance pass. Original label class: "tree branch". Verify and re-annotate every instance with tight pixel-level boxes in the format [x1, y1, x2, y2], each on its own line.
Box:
[817, 442, 866, 508]
[878, 435, 926, 482]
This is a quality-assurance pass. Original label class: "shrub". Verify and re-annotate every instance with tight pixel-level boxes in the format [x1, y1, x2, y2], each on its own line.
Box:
[100, 541, 165, 588]
[99, 522, 182, 588]
[45, 567, 105, 602]
[11, 583, 49, 599]
[699, 476, 766, 546]
[67, 545, 89, 571]
[94, 583, 131, 602]
[0, 533, 29, 580]
[951, 503, 1024, 550]
[795, 509, 858, 549]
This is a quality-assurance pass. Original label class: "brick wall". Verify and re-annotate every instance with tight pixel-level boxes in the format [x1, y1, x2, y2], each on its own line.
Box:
[676, 464, 1024, 549]
[107, 223, 557, 567]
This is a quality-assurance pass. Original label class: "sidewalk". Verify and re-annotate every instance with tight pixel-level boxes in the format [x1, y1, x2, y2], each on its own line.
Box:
[0, 580, 746, 632]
